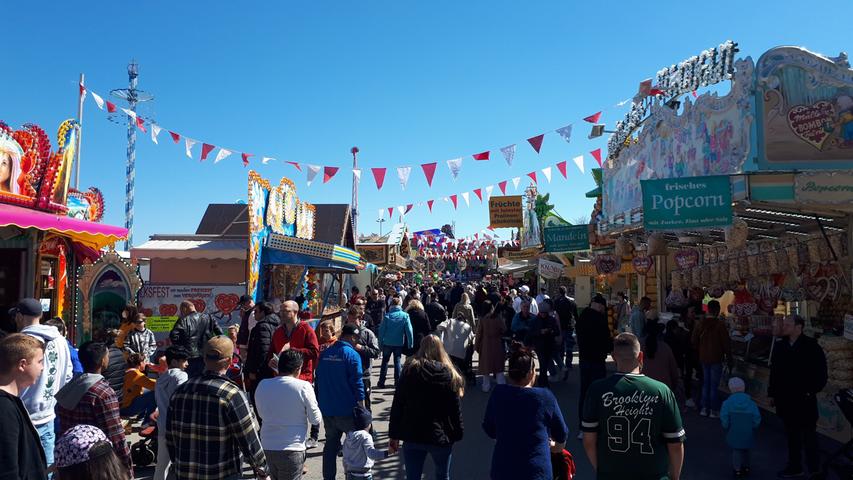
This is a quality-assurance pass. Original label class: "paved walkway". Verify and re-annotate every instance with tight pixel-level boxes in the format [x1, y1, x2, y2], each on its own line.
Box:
[134, 354, 846, 479]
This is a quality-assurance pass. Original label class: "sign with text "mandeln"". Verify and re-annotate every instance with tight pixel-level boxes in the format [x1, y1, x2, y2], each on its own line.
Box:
[641, 175, 732, 231]
[543, 224, 590, 252]
[488, 195, 523, 228]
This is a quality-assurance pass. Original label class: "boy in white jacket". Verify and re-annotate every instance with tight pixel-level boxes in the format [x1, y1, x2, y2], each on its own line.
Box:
[13, 298, 74, 469]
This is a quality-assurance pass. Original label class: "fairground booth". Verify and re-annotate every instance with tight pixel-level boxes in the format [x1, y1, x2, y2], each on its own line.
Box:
[597, 42, 853, 440]
[0, 120, 130, 342]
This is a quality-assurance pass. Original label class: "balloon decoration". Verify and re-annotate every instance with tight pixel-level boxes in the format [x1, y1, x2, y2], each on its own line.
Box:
[304, 272, 320, 313]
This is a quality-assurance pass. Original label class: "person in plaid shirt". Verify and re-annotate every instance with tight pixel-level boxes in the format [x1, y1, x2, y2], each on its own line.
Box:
[167, 336, 270, 480]
[54, 341, 132, 475]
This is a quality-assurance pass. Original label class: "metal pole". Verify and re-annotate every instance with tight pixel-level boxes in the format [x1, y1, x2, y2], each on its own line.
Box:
[124, 63, 138, 251]
[351, 147, 359, 241]
[74, 73, 85, 190]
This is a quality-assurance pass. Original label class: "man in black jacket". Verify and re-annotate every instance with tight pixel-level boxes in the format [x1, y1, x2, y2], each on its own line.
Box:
[244, 302, 280, 403]
[235, 294, 255, 353]
[554, 286, 579, 374]
[169, 301, 223, 378]
[102, 329, 127, 403]
[769, 314, 828, 478]
[345, 307, 380, 412]
[575, 295, 612, 435]
[425, 292, 448, 332]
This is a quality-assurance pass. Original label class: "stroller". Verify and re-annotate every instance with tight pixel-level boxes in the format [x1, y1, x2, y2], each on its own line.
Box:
[816, 388, 853, 479]
[130, 423, 158, 467]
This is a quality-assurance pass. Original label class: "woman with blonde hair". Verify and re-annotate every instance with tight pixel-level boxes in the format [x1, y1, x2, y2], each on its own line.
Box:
[389, 335, 464, 480]
[451, 293, 475, 326]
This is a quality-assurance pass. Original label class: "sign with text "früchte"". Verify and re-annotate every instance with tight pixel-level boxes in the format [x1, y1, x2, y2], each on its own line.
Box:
[641, 175, 732, 231]
[488, 195, 523, 228]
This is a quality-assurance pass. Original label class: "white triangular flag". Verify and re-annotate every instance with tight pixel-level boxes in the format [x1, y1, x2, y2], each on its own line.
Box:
[352, 168, 362, 182]
[150, 124, 161, 144]
[214, 148, 233, 164]
[184, 138, 197, 159]
[261, 157, 275, 165]
[511, 177, 521, 191]
[555, 125, 573, 144]
[121, 108, 137, 119]
[500, 145, 516, 166]
[397, 166, 412, 190]
[541, 166, 552, 183]
[397, 205, 407, 217]
[573, 155, 585, 174]
[446, 157, 463, 180]
[90, 91, 105, 110]
[461, 192, 470, 207]
[484, 185, 494, 199]
[306, 164, 321, 186]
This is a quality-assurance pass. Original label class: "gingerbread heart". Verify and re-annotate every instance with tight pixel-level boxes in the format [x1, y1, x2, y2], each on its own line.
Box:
[674, 249, 700, 270]
[787, 101, 836, 150]
[189, 298, 207, 313]
[141, 308, 154, 317]
[215, 293, 240, 315]
[159, 304, 178, 317]
[595, 254, 620, 274]
[632, 256, 654, 275]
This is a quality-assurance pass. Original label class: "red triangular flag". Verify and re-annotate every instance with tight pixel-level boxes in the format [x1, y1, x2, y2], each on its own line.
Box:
[323, 166, 339, 183]
[286, 161, 302, 172]
[590, 148, 602, 167]
[106, 101, 117, 113]
[388, 207, 395, 219]
[527, 171, 537, 183]
[449, 194, 458, 209]
[169, 131, 181, 143]
[527, 134, 545, 154]
[472, 151, 490, 161]
[405, 204, 413, 214]
[473, 188, 483, 202]
[200, 143, 216, 161]
[135, 116, 146, 133]
[241, 153, 253, 167]
[498, 180, 508, 195]
[421, 162, 437, 187]
[556, 160, 568, 178]
[427, 199, 434, 212]
[372, 168, 387, 190]
[583, 112, 602, 123]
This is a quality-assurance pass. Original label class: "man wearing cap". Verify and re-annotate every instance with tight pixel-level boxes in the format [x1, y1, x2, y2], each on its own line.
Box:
[315, 324, 365, 480]
[575, 294, 612, 437]
[167, 336, 270, 480]
[13, 297, 74, 470]
[512, 285, 540, 315]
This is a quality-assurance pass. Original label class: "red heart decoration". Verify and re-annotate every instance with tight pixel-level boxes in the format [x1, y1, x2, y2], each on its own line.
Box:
[215, 293, 240, 315]
[141, 308, 154, 317]
[674, 249, 700, 270]
[189, 298, 207, 313]
[159, 304, 178, 316]
[787, 101, 836, 150]
[632, 256, 654, 275]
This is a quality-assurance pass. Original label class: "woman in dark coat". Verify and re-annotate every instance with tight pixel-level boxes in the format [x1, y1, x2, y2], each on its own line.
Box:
[244, 302, 280, 399]
[406, 300, 432, 355]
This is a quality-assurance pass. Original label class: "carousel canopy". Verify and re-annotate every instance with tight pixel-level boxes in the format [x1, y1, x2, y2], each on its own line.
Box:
[0, 203, 127, 250]
[265, 232, 361, 273]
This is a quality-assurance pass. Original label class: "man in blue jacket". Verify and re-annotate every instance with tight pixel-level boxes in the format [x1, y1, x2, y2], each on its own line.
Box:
[316, 324, 365, 480]
[377, 295, 414, 388]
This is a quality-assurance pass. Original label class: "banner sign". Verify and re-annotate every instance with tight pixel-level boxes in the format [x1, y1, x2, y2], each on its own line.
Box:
[357, 245, 388, 265]
[794, 171, 853, 206]
[538, 258, 564, 279]
[488, 195, 523, 228]
[641, 175, 732, 230]
[543, 224, 589, 252]
[504, 248, 539, 260]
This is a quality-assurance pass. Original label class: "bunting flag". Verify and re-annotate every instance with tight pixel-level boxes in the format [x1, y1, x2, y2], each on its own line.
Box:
[573, 155, 585, 174]
[556, 160, 568, 179]
[473, 188, 483, 202]
[91, 91, 105, 110]
[472, 151, 490, 161]
[583, 111, 602, 124]
[323, 166, 339, 183]
[512, 177, 521, 191]
[446, 157, 463, 180]
[555, 125, 573, 144]
[427, 199, 434, 212]
[500, 144, 516, 166]
[306, 164, 321, 186]
[121, 108, 136, 119]
[527, 134, 545, 154]
[106, 101, 117, 113]
[352, 168, 362, 182]
[484, 185, 494, 199]
[527, 171, 538, 184]
[150, 124, 162, 144]
[405, 204, 413, 214]
[498, 180, 508, 195]
[170, 131, 181, 143]
[420, 162, 437, 187]
[242, 153, 254, 167]
[388, 207, 395, 219]
[135, 116, 147, 133]
[262, 157, 275, 165]
[371, 168, 387, 190]
[184, 138, 197, 158]
[541, 166, 552, 183]
[461, 192, 470, 207]
[397, 205, 408, 217]
[397, 166, 412, 190]
[214, 148, 232, 164]
[449, 194, 458, 209]
[286, 161, 302, 172]
[200, 143, 216, 161]
[590, 148, 602, 167]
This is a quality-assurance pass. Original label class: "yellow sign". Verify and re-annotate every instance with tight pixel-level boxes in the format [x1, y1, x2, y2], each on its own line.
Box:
[504, 248, 539, 260]
[489, 195, 523, 228]
[147, 316, 178, 333]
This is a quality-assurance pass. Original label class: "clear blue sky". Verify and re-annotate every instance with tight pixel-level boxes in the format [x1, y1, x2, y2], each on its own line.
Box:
[5, 1, 849, 245]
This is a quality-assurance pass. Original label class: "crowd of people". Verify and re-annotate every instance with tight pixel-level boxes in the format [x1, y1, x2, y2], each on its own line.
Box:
[0, 277, 833, 480]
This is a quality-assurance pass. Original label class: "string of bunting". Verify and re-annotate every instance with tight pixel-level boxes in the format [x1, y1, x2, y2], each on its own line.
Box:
[81, 80, 625, 190]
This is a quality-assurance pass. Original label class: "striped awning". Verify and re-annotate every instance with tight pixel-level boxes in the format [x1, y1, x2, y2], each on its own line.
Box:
[265, 233, 361, 272]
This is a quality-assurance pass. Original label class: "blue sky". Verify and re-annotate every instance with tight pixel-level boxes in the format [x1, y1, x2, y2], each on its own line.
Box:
[4, 1, 849, 245]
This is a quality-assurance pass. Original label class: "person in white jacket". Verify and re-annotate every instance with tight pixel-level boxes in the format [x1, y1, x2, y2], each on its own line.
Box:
[435, 314, 474, 378]
[13, 298, 73, 470]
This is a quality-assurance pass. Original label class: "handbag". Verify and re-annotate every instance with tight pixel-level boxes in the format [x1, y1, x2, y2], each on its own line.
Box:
[551, 448, 576, 480]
